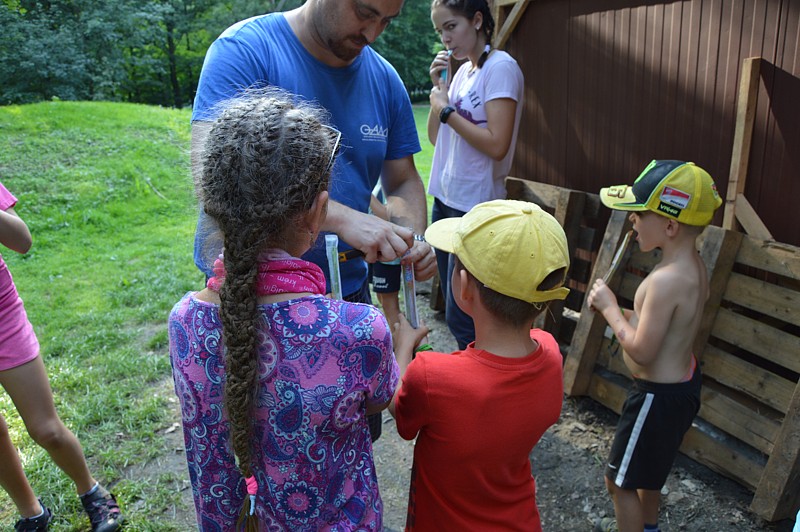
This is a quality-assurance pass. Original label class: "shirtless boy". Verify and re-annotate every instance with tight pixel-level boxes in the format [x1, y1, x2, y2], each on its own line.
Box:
[588, 160, 723, 532]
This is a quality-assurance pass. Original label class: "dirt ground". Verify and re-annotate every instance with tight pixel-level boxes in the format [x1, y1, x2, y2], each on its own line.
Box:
[145, 280, 798, 531]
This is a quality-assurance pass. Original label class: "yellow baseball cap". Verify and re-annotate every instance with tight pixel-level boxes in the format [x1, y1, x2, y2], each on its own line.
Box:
[425, 200, 570, 304]
[600, 160, 722, 226]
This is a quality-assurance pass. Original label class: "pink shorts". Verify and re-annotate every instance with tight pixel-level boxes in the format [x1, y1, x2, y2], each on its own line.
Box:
[0, 261, 39, 371]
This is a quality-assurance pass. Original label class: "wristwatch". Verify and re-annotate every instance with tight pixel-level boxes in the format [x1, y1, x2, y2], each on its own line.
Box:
[439, 106, 456, 124]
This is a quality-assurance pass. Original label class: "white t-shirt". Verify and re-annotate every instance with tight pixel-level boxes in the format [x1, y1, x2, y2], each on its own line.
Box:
[428, 50, 524, 212]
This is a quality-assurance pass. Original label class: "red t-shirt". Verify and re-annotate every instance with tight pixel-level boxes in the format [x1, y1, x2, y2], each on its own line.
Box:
[394, 329, 563, 531]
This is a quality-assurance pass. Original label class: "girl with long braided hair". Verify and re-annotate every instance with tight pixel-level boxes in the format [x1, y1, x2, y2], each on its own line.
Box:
[169, 90, 427, 531]
[426, 0, 525, 350]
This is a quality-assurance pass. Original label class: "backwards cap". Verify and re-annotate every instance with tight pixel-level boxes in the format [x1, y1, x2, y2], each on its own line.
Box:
[424, 200, 570, 304]
[600, 160, 722, 226]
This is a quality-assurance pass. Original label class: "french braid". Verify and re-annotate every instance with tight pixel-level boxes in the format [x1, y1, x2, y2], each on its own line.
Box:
[198, 89, 336, 480]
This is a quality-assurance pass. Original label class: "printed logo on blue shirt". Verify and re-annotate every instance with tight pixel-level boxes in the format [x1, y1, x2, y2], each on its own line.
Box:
[360, 124, 388, 142]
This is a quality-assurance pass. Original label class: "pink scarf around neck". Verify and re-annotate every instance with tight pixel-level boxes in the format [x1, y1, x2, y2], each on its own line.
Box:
[206, 249, 326, 296]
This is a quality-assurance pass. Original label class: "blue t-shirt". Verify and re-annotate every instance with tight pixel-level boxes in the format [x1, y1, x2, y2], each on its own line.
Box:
[192, 13, 421, 296]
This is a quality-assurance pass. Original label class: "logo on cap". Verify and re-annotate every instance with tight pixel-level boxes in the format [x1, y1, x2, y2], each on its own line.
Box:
[660, 186, 691, 210]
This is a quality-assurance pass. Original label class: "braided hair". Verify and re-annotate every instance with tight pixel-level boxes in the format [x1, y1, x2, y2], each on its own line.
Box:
[198, 88, 337, 492]
[432, 0, 496, 67]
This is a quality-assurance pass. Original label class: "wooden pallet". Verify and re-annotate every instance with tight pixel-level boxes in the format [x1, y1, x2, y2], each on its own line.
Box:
[505, 177, 608, 352]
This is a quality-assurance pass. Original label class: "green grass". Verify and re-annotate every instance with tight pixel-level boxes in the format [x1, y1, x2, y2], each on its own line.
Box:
[0, 101, 435, 529]
[0, 101, 200, 530]
[413, 103, 435, 219]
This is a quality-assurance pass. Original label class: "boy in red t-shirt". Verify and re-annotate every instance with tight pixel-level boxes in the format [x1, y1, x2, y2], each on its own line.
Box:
[389, 199, 570, 531]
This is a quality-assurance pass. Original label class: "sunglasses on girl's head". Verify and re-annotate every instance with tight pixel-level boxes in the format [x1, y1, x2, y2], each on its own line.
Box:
[322, 125, 342, 175]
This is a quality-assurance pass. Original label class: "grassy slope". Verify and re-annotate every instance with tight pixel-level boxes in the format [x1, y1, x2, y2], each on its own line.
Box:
[0, 101, 200, 530]
[0, 101, 434, 530]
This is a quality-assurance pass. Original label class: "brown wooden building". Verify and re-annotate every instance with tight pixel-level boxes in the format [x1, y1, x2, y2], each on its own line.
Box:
[496, 0, 799, 246]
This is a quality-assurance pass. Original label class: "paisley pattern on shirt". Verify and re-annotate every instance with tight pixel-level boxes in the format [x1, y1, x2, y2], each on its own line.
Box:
[169, 293, 399, 531]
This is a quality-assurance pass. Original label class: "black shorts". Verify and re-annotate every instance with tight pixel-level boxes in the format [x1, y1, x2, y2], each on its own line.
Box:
[605, 368, 702, 490]
[371, 261, 401, 293]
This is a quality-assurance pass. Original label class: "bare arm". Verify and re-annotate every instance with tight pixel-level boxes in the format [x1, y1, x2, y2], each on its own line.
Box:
[430, 85, 518, 162]
[381, 156, 437, 281]
[323, 202, 413, 264]
[588, 276, 677, 366]
[0, 207, 32, 254]
[387, 315, 430, 418]
[427, 103, 441, 146]
[426, 51, 450, 145]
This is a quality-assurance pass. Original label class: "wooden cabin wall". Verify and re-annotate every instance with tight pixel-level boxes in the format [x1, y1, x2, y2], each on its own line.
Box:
[504, 0, 800, 246]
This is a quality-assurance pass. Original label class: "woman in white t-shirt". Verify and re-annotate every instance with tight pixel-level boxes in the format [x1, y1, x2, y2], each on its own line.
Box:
[427, 0, 524, 349]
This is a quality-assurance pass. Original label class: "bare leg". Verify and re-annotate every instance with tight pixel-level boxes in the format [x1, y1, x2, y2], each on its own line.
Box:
[0, 413, 42, 518]
[638, 488, 661, 526]
[606, 476, 644, 532]
[0, 357, 95, 494]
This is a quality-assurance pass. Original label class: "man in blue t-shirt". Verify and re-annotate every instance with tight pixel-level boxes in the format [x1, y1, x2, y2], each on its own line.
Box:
[192, 0, 435, 300]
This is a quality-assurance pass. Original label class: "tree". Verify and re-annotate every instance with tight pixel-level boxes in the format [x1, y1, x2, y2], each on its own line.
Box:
[0, 0, 434, 107]
[371, 0, 439, 101]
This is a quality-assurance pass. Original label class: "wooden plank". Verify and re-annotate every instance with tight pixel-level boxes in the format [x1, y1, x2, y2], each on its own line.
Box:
[680, 422, 763, 493]
[724, 272, 800, 328]
[505, 176, 603, 216]
[505, 176, 560, 208]
[723, 57, 762, 231]
[556, 189, 587, 262]
[702, 344, 794, 415]
[494, 0, 531, 49]
[711, 308, 800, 374]
[617, 271, 642, 304]
[564, 210, 630, 395]
[429, 270, 445, 312]
[751, 378, 800, 521]
[735, 194, 773, 240]
[587, 371, 764, 492]
[577, 225, 599, 253]
[736, 236, 800, 280]
[694, 227, 743, 357]
[699, 379, 780, 455]
[543, 189, 588, 337]
[627, 247, 661, 272]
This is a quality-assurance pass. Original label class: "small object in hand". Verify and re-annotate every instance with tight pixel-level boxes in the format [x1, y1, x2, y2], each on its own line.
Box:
[402, 262, 419, 329]
[325, 234, 343, 300]
[440, 49, 453, 83]
[603, 230, 634, 284]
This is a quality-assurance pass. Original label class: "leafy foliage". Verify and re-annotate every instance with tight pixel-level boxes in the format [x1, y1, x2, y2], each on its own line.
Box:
[372, 0, 440, 101]
[0, 0, 436, 107]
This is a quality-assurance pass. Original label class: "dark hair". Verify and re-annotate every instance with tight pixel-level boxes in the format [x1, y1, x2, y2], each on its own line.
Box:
[453, 256, 567, 327]
[198, 89, 336, 489]
[432, 0, 496, 67]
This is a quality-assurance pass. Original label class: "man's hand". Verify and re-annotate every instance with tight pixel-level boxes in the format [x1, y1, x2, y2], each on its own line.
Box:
[402, 238, 436, 282]
[326, 203, 413, 263]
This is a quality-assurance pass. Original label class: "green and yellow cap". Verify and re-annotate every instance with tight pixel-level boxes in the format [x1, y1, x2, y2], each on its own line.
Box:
[600, 160, 722, 226]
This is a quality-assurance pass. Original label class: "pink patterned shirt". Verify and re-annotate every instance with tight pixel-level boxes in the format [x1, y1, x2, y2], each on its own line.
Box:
[169, 293, 399, 531]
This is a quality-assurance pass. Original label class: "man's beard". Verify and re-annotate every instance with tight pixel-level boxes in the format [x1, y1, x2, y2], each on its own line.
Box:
[326, 35, 369, 63]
